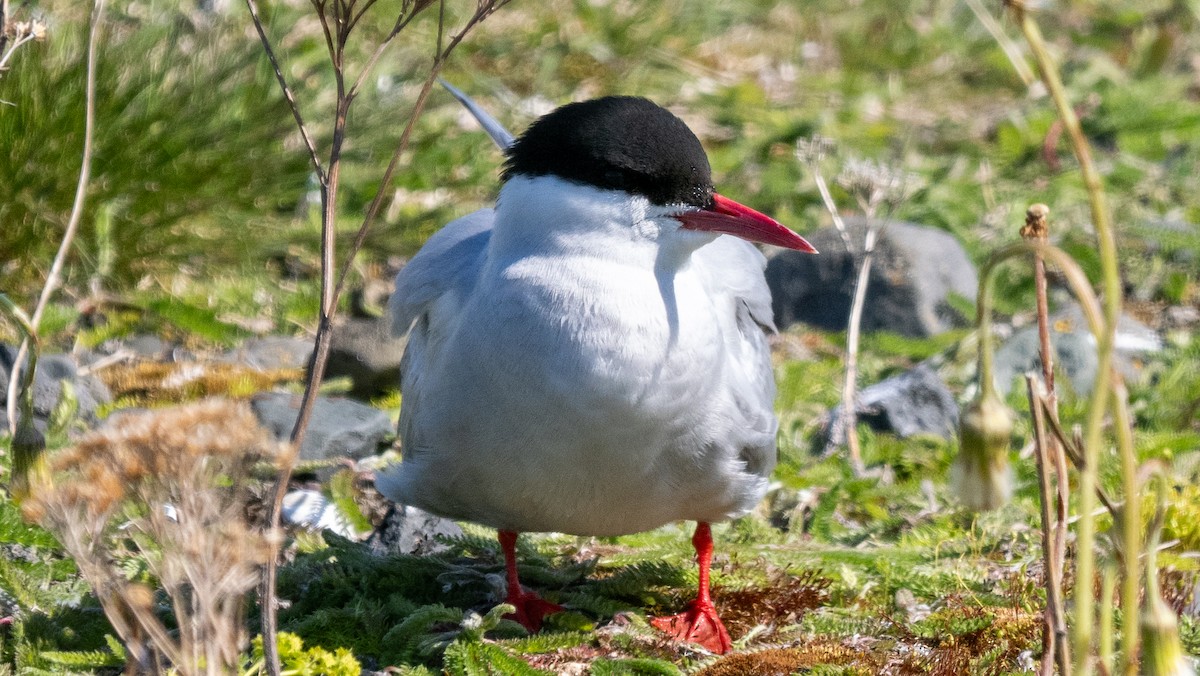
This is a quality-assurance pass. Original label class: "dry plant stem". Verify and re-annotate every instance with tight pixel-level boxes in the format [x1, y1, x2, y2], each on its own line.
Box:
[243, 0, 324, 177]
[0, 296, 43, 498]
[962, 0, 1036, 87]
[1028, 375, 1070, 675]
[335, 0, 508, 300]
[807, 163, 860, 470]
[838, 227, 876, 476]
[0, 33, 36, 73]
[1037, 396, 1118, 517]
[5, 0, 104, 435]
[810, 166, 853, 251]
[245, 3, 504, 672]
[1023, 205, 1071, 674]
[241, 2, 339, 669]
[1008, 6, 1127, 672]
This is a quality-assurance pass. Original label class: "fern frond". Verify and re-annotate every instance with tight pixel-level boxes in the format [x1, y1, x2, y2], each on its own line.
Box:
[38, 648, 125, 668]
[495, 630, 591, 654]
[587, 560, 688, 598]
[442, 640, 549, 676]
[380, 603, 464, 661]
[591, 656, 682, 676]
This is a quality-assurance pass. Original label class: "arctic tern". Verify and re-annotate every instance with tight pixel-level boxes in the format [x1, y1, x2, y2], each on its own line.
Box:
[376, 92, 816, 653]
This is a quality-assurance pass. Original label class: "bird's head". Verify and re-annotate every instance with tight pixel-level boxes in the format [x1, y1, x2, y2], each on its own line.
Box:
[502, 96, 816, 253]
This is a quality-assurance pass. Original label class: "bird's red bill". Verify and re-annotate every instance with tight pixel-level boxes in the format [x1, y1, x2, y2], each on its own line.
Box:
[676, 193, 817, 253]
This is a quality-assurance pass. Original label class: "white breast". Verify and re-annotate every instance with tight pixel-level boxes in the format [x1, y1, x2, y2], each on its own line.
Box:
[375, 176, 777, 536]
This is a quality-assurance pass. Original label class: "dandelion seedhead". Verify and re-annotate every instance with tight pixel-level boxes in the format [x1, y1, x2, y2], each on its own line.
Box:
[4, 18, 48, 42]
[23, 399, 291, 675]
[835, 157, 921, 216]
[795, 134, 838, 165]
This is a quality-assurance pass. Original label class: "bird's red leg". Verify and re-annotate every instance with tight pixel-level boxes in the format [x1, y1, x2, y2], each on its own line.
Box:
[497, 530, 564, 632]
[649, 522, 733, 653]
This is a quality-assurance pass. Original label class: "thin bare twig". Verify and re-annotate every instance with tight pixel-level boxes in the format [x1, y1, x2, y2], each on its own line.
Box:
[335, 0, 509, 300]
[1005, 7, 1126, 670]
[0, 33, 35, 73]
[1028, 375, 1070, 674]
[1022, 203, 1071, 674]
[243, 0, 324, 182]
[247, 2, 506, 672]
[5, 0, 104, 435]
[962, 0, 1036, 87]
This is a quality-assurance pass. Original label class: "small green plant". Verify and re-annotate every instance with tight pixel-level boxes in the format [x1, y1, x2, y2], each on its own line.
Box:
[247, 632, 361, 676]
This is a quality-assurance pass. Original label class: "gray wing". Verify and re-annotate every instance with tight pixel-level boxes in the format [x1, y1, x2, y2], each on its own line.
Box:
[693, 235, 779, 481]
[388, 208, 494, 338]
[385, 209, 493, 481]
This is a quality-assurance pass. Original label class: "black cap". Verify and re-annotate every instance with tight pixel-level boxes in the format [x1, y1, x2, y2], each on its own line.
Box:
[503, 96, 714, 209]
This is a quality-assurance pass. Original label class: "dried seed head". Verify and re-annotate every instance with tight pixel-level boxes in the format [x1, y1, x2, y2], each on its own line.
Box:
[1020, 203, 1050, 241]
[795, 135, 837, 165]
[124, 582, 155, 612]
[24, 398, 283, 675]
[951, 392, 1015, 511]
[835, 157, 920, 208]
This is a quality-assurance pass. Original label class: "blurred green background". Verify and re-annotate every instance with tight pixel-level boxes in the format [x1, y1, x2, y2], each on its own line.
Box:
[3, 0, 1198, 330]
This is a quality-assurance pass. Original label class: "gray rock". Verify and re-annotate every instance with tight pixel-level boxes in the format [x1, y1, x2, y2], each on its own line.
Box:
[323, 317, 406, 400]
[122, 334, 171, 359]
[993, 305, 1162, 397]
[821, 363, 959, 450]
[993, 326, 1097, 397]
[81, 334, 191, 365]
[1166, 305, 1199, 329]
[767, 218, 977, 337]
[0, 346, 111, 430]
[366, 504, 462, 556]
[250, 392, 391, 467]
[223, 336, 314, 371]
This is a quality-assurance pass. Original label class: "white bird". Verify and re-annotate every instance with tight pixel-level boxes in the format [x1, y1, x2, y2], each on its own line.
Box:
[376, 95, 815, 653]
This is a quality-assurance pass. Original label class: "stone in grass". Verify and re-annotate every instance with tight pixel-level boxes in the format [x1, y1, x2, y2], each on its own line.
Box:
[323, 317, 406, 401]
[992, 304, 1162, 398]
[819, 363, 958, 452]
[0, 345, 112, 431]
[250, 392, 392, 479]
[221, 335, 314, 371]
[365, 504, 463, 556]
[766, 218, 978, 338]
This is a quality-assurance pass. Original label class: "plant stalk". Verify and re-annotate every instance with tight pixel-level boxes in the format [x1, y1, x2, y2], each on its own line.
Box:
[5, 0, 104, 435]
[840, 234, 873, 476]
[245, 3, 505, 672]
[1008, 6, 1126, 672]
[1028, 375, 1070, 674]
[1022, 204, 1071, 674]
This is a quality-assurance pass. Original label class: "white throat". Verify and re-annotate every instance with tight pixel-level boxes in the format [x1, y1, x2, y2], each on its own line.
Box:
[490, 175, 716, 268]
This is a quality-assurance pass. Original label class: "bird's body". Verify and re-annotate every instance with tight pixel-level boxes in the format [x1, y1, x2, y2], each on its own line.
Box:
[376, 96, 815, 652]
[380, 175, 778, 537]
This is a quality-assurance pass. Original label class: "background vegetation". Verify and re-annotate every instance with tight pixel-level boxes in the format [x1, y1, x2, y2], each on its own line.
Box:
[1, 0, 1198, 673]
